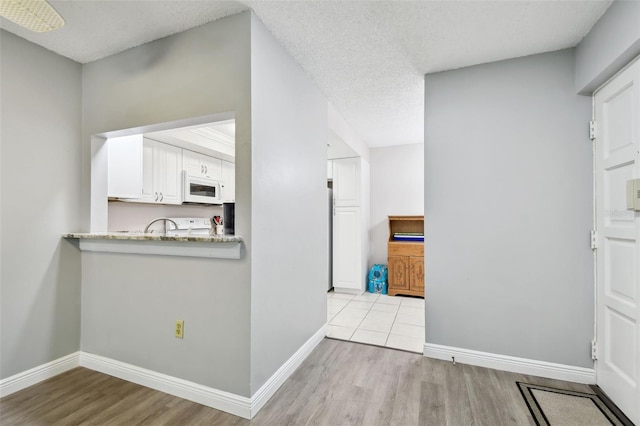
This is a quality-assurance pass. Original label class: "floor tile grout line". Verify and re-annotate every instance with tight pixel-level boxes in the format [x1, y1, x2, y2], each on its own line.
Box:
[327, 292, 355, 323]
[347, 294, 378, 342]
[356, 293, 399, 346]
[327, 292, 425, 351]
[384, 299, 403, 347]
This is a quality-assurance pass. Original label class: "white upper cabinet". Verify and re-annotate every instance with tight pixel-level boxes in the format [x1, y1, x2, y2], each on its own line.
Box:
[140, 140, 155, 201]
[153, 141, 183, 204]
[107, 136, 182, 205]
[221, 160, 235, 202]
[333, 157, 360, 206]
[183, 150, 222, 180]
[140, 139, 183, 204]
[108, 135, 233, 206]
[108, 134, 143, 199]
[202, 156, 222, 180]
[183, 149, 202, 177]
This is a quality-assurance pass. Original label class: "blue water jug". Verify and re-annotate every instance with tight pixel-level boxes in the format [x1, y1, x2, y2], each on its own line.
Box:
[368, 264, 388, 294]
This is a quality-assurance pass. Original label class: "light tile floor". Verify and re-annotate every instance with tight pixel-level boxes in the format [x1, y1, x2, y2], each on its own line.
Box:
[326, 291, 425, 353]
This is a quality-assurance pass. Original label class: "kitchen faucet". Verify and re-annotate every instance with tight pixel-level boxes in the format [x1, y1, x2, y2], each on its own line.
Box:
[143, 217, 178, 234]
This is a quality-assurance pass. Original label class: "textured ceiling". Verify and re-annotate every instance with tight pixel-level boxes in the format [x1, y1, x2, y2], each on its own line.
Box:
[0, 0, 612, 147]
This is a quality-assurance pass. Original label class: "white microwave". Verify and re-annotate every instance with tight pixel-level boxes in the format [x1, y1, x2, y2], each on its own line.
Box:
[183, 172, 222, 204]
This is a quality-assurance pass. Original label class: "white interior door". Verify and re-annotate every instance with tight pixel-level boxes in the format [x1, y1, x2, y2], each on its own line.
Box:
[595, 57, 640, 424]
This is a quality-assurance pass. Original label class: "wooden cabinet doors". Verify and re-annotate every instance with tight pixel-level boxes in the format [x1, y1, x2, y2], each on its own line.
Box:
[409, 256, 424, 293]
[389, 255, 424, 295]
[388, 256, 409, 291]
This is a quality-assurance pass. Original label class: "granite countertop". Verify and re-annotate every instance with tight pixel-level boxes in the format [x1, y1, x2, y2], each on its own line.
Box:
[64, 232, 242, 243]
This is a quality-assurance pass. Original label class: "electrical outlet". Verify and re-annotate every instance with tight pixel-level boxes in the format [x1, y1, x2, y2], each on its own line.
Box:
[175, 320, 184, 339]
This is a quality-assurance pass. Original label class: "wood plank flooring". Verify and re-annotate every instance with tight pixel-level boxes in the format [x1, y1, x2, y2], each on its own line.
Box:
[0, 338, 595, 425]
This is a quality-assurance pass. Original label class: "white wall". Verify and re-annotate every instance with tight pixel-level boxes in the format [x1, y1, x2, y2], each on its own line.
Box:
[80, 12, 253, 396]
[575, 0, 640, 94]
[0, 31, 82, 379]
[424, 49, 594, 368]
[249, 13, 328, 394]
[328, 102, 370, 161]
[369, 144, 424, 266]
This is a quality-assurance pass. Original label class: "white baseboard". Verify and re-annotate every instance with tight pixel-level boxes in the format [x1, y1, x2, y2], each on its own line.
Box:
[332, 288, 362, 295]
[1, 326, 326, 419]
[0, 352, 80, 398]
[80, 352, 252, 418]
[80, 324, 327, 419]
[250, 325, 326, 417]
[424, 343, 596, 384]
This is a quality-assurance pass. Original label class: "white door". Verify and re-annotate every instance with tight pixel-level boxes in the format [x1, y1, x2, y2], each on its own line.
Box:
[595, 57, 640, 424]
[183, 150, 202, 178]
[333, 206, 361, 291]
[202, 156, 222, 180]
[333, 157, 360, 206]
[157, 142, 182, 205]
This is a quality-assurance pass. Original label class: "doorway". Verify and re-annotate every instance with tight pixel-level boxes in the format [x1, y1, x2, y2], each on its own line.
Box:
[326, 136, 425, 353]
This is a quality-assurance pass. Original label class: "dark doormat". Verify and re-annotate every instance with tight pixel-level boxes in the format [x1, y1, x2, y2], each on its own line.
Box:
[517, 382, 634, 426]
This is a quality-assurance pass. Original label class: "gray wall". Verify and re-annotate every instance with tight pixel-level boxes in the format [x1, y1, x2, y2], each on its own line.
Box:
[81, 13, 253, 396]
[369, 144, 424, 266]
[0, 31, 82, 379]
[249, 13, 328, 394]
[575, 0, 640, 94]
[424, 49, 594, 367]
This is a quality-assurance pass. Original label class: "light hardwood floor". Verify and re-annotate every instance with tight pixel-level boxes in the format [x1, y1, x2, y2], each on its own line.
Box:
[0, 338, 594, 425]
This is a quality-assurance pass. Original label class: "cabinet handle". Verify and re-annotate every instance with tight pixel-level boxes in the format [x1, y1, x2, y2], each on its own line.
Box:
[154, 192, 158, 201]
[201, 165, 204, 173]
[159, 192, 163, 202]
[205, 165, 208, 173]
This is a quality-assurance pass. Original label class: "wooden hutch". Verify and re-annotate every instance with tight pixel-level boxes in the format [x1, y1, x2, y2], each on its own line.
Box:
[387, 216, 424, 297]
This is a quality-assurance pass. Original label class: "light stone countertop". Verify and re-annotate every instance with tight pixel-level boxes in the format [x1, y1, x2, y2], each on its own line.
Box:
[64, 232, 242, 243]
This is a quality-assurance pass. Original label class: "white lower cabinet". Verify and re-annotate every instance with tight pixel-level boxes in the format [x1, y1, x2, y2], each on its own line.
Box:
[333, 206, 362, 291]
